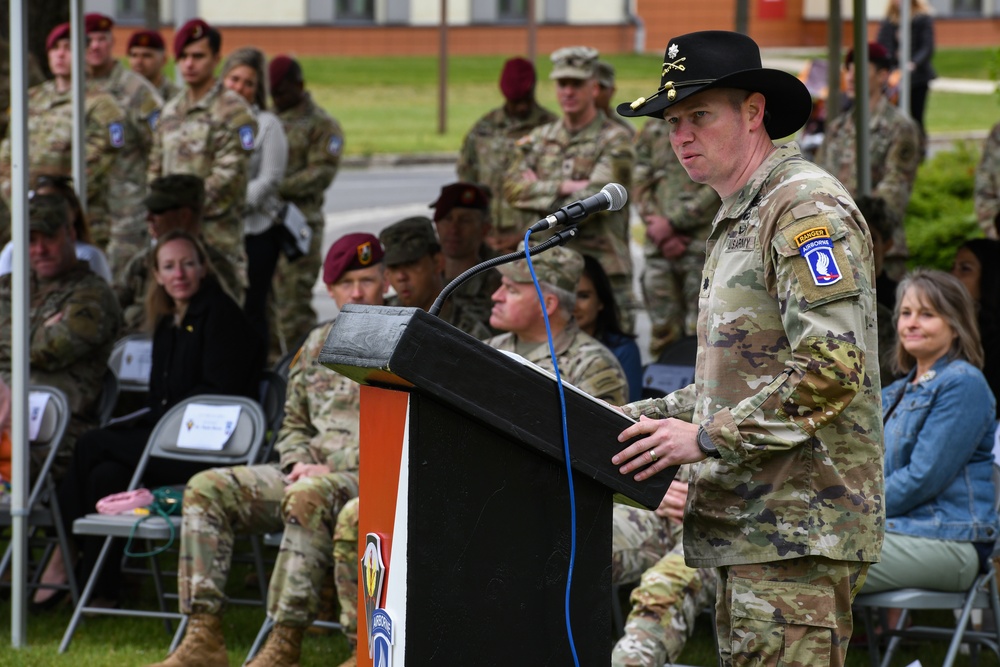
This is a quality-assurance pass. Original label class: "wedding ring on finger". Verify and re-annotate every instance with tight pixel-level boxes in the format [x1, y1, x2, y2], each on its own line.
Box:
[648, 447, 659, 462]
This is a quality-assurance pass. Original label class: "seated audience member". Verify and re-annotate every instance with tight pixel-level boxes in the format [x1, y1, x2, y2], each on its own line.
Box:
[380, 215, 490, 339]
[430, 181, 500, 332]
[0, 194, 119, 472]
[612, 469, 718, 667]
[860, 270, 998, 596]
[575, 254, 643, 401]
[952, 238, 1000, 418]
[37, 230, 261, 609]
[856, 195, 901, 388]
[0, 175, 112, 281]
[147, 233, 386, 667]
[219, 47, 288, 348]
[114, 174, 240, 333]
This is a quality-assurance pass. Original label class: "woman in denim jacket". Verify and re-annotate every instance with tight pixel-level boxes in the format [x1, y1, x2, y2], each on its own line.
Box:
[863, 269, 998, 593]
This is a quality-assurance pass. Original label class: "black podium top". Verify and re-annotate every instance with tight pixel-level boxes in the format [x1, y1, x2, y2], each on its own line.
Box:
[319, 304, 674, 509]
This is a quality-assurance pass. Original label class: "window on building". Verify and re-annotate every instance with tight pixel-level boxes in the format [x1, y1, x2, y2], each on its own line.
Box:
[498, 0, 528, 21]
[337, 0, 375, 21]
[116, 0, 145, 22]
[951, 0, 982, 15]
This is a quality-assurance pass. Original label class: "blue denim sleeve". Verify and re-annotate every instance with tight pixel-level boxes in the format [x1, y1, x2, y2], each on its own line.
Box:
[885, 368, 995, 517]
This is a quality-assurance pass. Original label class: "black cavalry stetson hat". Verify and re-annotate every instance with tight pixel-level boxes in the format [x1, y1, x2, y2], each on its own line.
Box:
[618, 30, 813, 139]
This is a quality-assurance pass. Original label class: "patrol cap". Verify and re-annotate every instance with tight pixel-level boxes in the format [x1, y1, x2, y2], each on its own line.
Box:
[846, 42, 894, 70]
[173, 18, 215, 57]
[549, 46, 598, 80]
[46, 23, 70, 51]
[429, 182, 490, 222]
[500, 57, 536, 101]
[269, 55, 303, 91]
[28, 194, 70, 236]
[595, 60, 616, 89]
[379, 216, 441, 266]
[145, 174, 205, 214]
[84, 13, 114, 33]
[619, 30, 812, 140]
[499, 242, 584, 293]
[323, 233, 384, 285]
[128, 30, 166, 51]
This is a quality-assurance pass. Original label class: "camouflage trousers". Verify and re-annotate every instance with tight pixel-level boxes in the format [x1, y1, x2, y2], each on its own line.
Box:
[640, 238, 703, 359]
[611, 544, 717, 666]
[271, 214, 323, 357]
[178, 463, 359, 627]
[715, 557, 869, 667]
[332, 496, 359, 636]
[609, 273, 639, 336]
[612, 504, 674, 585]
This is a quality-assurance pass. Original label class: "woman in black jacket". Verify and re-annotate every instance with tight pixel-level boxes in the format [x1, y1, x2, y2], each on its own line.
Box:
[36, 230, 263, 608]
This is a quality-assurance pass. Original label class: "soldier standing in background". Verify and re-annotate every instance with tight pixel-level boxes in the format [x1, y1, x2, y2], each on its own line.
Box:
[148, 18, 256, 301]
[613, 31, 883, 665]
[595, 60, 635, 139]
[429, 181, 500, 335]
[974, 119, 1000, 240]
[0, 23, 124, 249]
[268, 55, 344, 357]
[815, 42, 920, 281]
[457, 57, 557, 254]
[84, 13, 163, 277]
[127, 29, 182, 102]
[504, 46, 637, 331]
[633, 119, 717, 357]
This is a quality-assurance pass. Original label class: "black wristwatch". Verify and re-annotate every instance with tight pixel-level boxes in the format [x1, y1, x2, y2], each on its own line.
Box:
[697, 426, 721, 458]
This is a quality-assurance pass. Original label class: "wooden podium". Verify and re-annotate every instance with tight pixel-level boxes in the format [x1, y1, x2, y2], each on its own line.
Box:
[320, 305, 676, 666]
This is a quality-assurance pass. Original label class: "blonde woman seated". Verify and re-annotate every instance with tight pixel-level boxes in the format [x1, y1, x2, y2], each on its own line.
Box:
[862, 269, 998, 595]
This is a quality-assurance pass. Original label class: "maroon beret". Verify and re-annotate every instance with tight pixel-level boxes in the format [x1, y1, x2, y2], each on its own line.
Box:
[174, 18, 212, 57]
[269, 55, 296, 91]
[128, 30, 166, 51]
[84, 13, 114, 33]
[846, 42, 893, 70]
[323, 233, 384, 284]
[46, 23, 70, 52]
[499, 57, 536, 101]
[429, 182, 490, 222]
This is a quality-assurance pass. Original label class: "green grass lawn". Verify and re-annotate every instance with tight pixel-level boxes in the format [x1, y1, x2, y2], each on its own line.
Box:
[288, 49, 999, 156]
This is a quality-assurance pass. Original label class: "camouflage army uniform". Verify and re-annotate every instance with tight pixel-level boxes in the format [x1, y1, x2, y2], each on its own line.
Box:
[611, 504, 672, 586]
[332, 495, 360, 635]
[447, 264, 501, 336]
[0, 82, 124, 244]
[88, 61, 162, 276]
[457, 103, 558, 251]
[178, 320, 359, 627]
[815, 97, 920, 279]
[633, 118, 717, 356]
[0, 261, 120, 473]
[504, 112, 637, 331]
[622, 143, 884, 666]
[148, 82, 256, 287]
[974, 120, 1000, 239]
[0, 36, 45, 154]
[157, 77, 182, 104]
[114, 242, 243, 334]
[272, 93, 344, 355]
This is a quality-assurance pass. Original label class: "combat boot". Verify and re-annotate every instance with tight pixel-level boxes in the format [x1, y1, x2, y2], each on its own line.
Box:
[246, 622, 304, 667]
[147, 613, 228, 667]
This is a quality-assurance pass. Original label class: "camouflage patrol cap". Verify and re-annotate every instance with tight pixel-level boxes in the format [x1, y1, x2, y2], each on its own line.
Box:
[28, 194, 70, 236]
[595, 60, 616, 89]
[499, 242, 584, 293]
[145, 174, 205, 213]
[380, 216, 441, 266]
[550, 46, 598, 80]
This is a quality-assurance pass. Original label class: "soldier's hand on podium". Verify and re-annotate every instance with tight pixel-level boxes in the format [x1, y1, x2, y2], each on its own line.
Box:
[612, 416, 703, 481]
[285, 462, 332, 483]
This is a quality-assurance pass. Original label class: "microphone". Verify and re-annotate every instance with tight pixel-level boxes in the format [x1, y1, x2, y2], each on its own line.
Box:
[528, 183, 628, 233]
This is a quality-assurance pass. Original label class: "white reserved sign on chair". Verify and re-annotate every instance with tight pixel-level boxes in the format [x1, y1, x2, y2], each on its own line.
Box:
[176, 404, 242, 451]
[119, 339, 153, 383]
[27, 391, 50, 441]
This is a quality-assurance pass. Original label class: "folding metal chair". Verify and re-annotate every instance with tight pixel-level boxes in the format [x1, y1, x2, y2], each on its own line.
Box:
[58, 394, 266, 653]
[854, 463, 1000, 667]
[0, 386, 78, 605]
[95, 368, 120, 427]
[107, 333, 153, 393]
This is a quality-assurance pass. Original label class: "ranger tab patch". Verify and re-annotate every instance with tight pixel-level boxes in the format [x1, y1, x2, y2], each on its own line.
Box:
[795, 226, 842, 286]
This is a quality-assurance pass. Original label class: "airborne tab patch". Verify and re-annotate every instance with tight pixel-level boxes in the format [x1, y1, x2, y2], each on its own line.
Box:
[795, 227, 842, 286]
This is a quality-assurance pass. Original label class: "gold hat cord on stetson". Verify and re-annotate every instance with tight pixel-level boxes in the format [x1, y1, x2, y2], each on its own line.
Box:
[630, 78, 715, 110]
